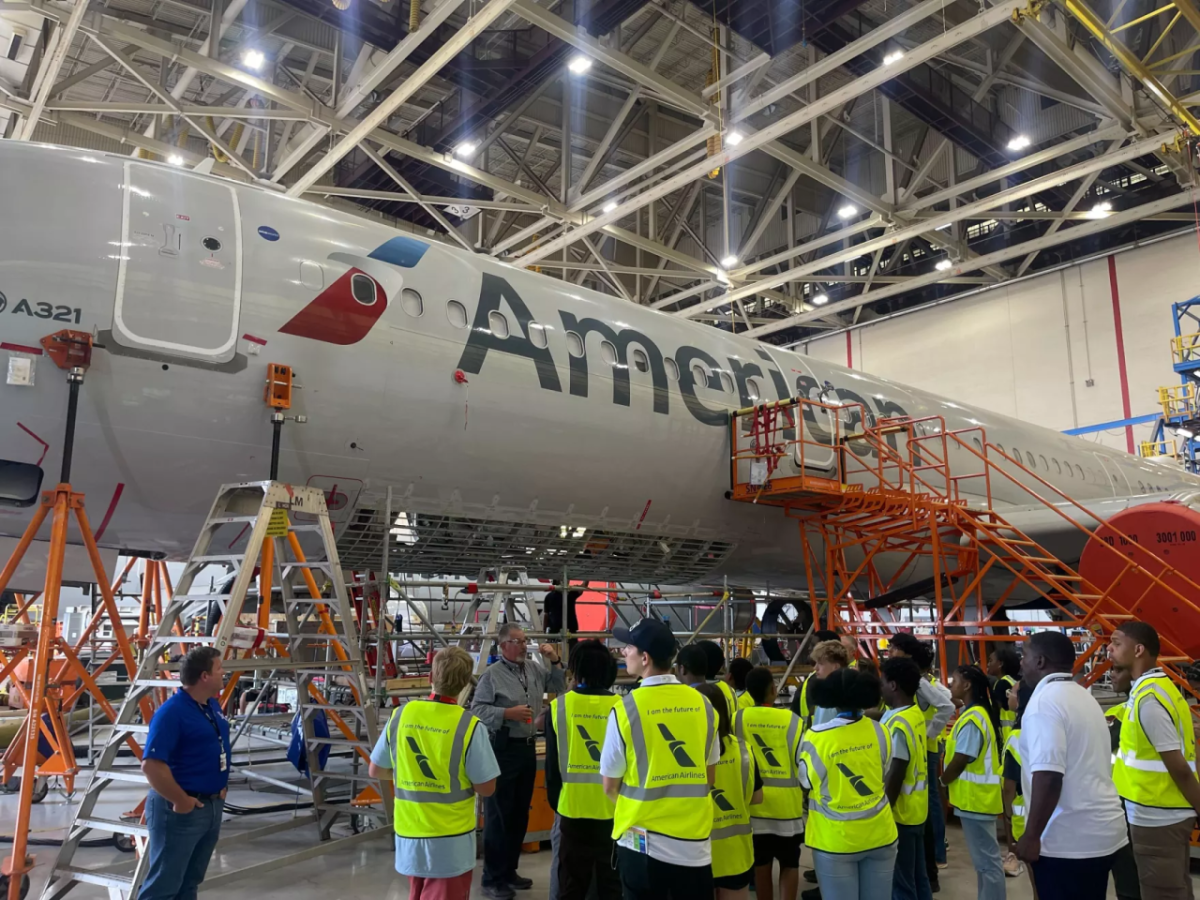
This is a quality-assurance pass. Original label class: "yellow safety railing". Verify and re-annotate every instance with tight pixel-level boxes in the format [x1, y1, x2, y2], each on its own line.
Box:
[1172, 332, 1200, 366]
[1140, 438, 1177, 459]
[1158, 384, 1197, 418]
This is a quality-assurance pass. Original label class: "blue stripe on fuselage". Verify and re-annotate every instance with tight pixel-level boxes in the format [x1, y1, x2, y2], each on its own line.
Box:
[368, 236, 430, 268]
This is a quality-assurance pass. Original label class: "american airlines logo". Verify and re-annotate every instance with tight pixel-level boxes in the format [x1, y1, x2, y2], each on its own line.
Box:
[711, 787, 735, 811]
[406, 736, 436, 780]
[657, 724, 697, 768]
[836, 762, 874, 797]
[576, 724, 602, 762]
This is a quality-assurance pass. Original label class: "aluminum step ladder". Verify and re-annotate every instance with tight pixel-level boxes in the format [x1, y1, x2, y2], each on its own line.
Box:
[40, 482, 382, 900]
[457, 566, 541, 675]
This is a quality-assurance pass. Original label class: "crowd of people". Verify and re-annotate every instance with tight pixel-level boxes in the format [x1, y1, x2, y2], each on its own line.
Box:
[355, 618, 1200, 900]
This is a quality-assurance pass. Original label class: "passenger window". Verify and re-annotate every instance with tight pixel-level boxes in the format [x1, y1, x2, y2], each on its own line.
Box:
[566, 332, 584, 357]
[530, 323, 548, 349]
[746, 378, 761, 401]
[973, 438, 983, 454]
[446, 299, 468, 328]
[1074, 464, 1085, 479]
[488, 310, 509, 339]
[692, 363, 708, 386]
[351, 273, 378, 306]
[719, 372, 734, 394]
[665, 357, 679, 381]
[1138, 480, 1145, 492]
[1053, 459, 1061, 474]
[1039, 455, 1048, 471]
[632, 348, 649, 373]
[996, 444, 1005, 456]
[1026, 451, 1036, 468]
[600, 341, 618, 366]
[401, 288, 423, 317]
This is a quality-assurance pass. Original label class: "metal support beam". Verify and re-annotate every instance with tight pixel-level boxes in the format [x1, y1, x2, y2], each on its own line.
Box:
[748, 186, 1200, 335]
[287, 0, 520, 196]
[18, 0, 90, 140]
[360, 145, 474, 251]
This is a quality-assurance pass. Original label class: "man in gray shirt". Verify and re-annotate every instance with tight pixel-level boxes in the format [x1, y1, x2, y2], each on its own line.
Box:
[471, 623, 566, 900]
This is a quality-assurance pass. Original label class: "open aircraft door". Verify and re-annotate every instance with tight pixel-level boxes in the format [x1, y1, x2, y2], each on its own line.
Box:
[756, 348, 839, 475]
[109, 161, 242, 365]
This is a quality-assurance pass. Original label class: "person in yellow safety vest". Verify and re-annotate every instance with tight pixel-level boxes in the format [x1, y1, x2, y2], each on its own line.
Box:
[987, 647, 1021, 746]
[545, 640, 622, 900]
[886, 633, 954, 889]
[879, 657, 932, 900]
[699, 640, 740, 721]
[368, 646, 500, 900]
[797, 667, 898, 900]
[695, 682, 764, 900]
[727, 658, 756, 711]
[1000, 678, 1040, 895]
[1101, 704, 1144, 900]
[1107, 621, 1200, 900]
[791, 638, 850, 730]
[602, 617, 720, 900]
[942, 664, 1006, 900]
[736, 667, 805, 900]
[677, 643, 737, 721]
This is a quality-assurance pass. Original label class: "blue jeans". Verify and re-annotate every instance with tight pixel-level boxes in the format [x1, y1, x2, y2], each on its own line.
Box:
[140, 790, 224, 900]
[925, 751, 945, 866]
[957, 815, 1005, 900]
[812, 843, 897, 900]
[893, 823, 932, 900]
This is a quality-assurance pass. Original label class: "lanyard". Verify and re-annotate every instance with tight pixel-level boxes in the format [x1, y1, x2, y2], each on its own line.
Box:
[196, 699, 223, 744]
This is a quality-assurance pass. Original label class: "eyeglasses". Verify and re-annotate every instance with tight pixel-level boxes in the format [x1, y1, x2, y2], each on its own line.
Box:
[502, 638, 528, 646]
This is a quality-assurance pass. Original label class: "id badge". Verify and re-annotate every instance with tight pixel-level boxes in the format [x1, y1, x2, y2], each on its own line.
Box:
[616, 827, 647, 855]
[219, 752, 227, 772]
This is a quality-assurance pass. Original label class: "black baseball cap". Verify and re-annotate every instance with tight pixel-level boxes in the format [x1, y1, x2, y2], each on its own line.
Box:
[613, 617, 677, 660]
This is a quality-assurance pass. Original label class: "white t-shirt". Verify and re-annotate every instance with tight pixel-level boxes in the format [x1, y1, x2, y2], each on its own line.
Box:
[600, 674, 720, 866]
[1021, 673, 1129, 859]
[1121, 669, 1195, 827]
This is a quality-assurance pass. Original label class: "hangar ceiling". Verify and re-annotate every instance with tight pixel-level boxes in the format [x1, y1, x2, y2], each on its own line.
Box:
[3, 0, 1200, 342]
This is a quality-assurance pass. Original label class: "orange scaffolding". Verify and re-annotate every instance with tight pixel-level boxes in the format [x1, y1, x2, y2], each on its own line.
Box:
[727, 396, 1200, 690]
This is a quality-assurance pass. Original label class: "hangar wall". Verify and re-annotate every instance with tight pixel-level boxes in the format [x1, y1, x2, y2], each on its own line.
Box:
[797, 229, 1200, 455]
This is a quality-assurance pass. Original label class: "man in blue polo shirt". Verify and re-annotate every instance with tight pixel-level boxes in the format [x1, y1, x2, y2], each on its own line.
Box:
[140, 647, 232, 900]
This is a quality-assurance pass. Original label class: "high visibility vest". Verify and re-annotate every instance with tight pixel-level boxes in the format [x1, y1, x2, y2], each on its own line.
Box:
[798, 677, 814, 721]
[711, 735, 755, 878]
[922, 676, 946, 750]
[1113, 673, 1197, 810]
[387, 700, 480, 838]
[1004, 728, 1025, 841]
[998, 675, 1017, 745]
[799, 716, 897, 854]
[734, 706, 804, 825]
[945, 706, 1002, 816]
[610, 683, 715, 842]
[715, 680, 738, 723]
[1106, 703, 1127, 764]
[736, 690, 755, 711]
[886, 704, 929, 826]
[550, 691, 619, 819]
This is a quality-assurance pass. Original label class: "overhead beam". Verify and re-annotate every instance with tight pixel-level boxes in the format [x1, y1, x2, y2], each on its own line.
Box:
[512, 0, 1025, 267]
[18, 0, 90, 140]
[747, 186, 1200, 335]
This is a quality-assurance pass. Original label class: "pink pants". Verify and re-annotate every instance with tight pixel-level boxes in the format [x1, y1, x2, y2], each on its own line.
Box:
[408, 870, 474, 900]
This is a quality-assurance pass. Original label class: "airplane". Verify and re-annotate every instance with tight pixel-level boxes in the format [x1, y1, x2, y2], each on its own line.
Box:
[2, 141, 1199, 631]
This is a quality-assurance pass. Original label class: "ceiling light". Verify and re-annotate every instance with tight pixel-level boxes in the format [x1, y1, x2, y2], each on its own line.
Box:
[812, 293, 829, 305]
[720, 254, 739, 268]
[726, 130, 745, 146]
[935, 259, 953, 271]
[935, 222, 952, 231]
[167, 154, 184, 166]
[883, 50, 905, 65]
[602, 200, 618, 213]
[453, 141, 477, 158]
[242, 48, 265, 70]
[837, 204, 858, 220]
[1087, 200, 1113, 218]
[1007, 134, 1031, 152]
[567, 55, 592, 75]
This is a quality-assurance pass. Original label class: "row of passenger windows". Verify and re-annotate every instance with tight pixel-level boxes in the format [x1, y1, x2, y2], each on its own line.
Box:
[968, 437, 1172, 493]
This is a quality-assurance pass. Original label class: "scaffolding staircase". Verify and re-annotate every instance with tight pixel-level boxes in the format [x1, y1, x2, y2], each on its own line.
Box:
[40, 482, 383, 900]
[728, 396, 1200, 693]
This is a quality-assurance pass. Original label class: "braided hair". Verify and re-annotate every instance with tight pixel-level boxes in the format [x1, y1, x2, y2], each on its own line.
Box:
[955, 664, 1003, 753]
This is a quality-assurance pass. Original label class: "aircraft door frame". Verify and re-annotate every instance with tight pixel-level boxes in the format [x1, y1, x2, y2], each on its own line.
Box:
[111, 161, 243, 363]
[768, 351, 838, 473]
[1094, 452, 1131, 497]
